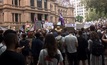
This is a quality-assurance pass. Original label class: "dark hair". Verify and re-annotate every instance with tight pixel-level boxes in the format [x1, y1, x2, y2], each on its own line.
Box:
[78, 30, 83, 36]
[44, 34, 57, 58]
[4, 33, 18, 47]
[90, 31, 99, 40]
[21, 33, 26, 39]
[57, 31, 61, 35]
[35, 32, 41, 38]
[90, 25, 95, 31]
[0, 35, 3, 43]
[3, 29, 17, 37]
[0, 30, 3, 34]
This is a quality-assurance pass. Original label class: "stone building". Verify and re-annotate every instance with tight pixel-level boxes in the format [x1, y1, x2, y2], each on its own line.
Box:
[0, 0, 74, 28]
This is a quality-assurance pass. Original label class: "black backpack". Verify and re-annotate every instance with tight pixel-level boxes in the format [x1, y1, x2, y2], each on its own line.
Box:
[56, 37, 63, 52]
[20, 39, 30, 55]
[91, 39, 104, 56]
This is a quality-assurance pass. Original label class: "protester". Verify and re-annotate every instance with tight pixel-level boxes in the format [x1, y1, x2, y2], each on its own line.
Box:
[0, 32, 25, 65]
[19, 33, 31, 65]
[64, 30, 78, 65]
[88, 31, 103, 65]
[77, 30, 88, 65]
[56, 31, 65, 65]
[0, 30, 6, 55]
[37, 34, 63, 65]
[31, 32, 44, 65]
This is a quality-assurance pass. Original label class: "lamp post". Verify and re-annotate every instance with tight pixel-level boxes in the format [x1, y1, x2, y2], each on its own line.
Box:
[41, 19, 45, 28]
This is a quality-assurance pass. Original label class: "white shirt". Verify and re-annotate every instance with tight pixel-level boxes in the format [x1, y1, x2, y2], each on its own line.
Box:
[38, 49, 63, 65]
[64, 34, 78, 53]
[0, 43, 7, 55]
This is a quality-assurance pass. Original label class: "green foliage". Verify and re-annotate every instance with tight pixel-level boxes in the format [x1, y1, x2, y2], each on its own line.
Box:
[85, 9, 107, 21]
[76, 15, 83, 22]
[81, 0, 107, 21]
[82, 0, 107, 14]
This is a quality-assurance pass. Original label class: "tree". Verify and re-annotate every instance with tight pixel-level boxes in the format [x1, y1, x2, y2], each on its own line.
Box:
[85, 9, 105, 21]
[76, 15, 83, 22]
[82, 0, 107, 14]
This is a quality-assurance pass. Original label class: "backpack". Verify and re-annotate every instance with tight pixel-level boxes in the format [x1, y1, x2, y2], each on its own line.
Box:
[20, 39, 30, 56]
[56, 37, 63, 52]
[91, 39, 104, 56]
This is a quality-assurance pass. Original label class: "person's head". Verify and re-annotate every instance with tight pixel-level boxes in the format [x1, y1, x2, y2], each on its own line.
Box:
[90, 31, 99, 40]
[69, 30, 74, 34]
[81, 28, 84, 32]
[35, 32, 41, 38]
[21, 33, 26, 39]
[4, 33, 18, 49]
[57, 31, 61, 35]
[0, 30, 3, 34]
[90, 25, 95, 31]
[0, 35, 3, 43]
[44, 34, 57, 57]
[0, 30, 3, 43]
[3, 29, 17, 37]
[78, 30, 83, 36]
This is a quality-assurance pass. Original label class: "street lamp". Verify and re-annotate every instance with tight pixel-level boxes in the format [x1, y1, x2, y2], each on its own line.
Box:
[41, 19, 45, 28]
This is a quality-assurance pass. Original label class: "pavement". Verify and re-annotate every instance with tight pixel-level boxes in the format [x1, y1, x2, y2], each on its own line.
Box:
[65, 56, 107, 65]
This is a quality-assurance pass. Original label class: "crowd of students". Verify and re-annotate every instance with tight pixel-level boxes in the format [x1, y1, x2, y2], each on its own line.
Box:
[0, 25, 107, 65]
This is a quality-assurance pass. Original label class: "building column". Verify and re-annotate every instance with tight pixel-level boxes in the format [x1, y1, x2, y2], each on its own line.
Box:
[25, 0, 30, 6]
[42, 0, 44, 9]
[4, 12, 8, 22]
[3, 0, 8, 4]
[24, 13, 30, 22]
[35, 0, 37, 8]
[17, 0, 19, 6]
[47, 0, 50, 10]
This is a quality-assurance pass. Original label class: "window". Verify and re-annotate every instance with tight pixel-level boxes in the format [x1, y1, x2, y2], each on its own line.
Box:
[0, 0, 2, 3]
[12, 13, 21, 23]
[30, 0, 34, 6]
[37, 0, 42, 9]
[37, 14, 42, 21]
[12, 13, 14, 22]
[44, 14, 48, 20]
[15, 13, 18, 23]
[12, 0, 20, 6]
[31, 13, 35, 23]
[44, 0, 47, 9]
[15, 0, 18, 6]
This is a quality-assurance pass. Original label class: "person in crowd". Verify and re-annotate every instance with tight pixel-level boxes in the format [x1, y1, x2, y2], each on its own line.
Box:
[37, 34, 63, 65]
[64, 30, 78, 65]
[0, 30, 6, 55]
[31, 32, 44, 65]
[102, 29, 107, 56]
[51, 29, 58, 37]
[81, 28, 89, 40]
[19, 33, 31, 65]
[0, 32, 25, 65]
[88, 31, 103, 65]
[77, 30, 88, 65]
[56, 31, 65, 65]
[61, 28, 69, 37]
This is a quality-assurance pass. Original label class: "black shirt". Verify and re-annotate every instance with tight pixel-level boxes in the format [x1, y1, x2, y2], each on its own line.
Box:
[0, 50, 25, 65]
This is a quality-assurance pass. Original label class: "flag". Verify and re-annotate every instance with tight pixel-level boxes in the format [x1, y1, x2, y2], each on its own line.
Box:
[59, 13, 65, 26]
[20, 25, 25, 31]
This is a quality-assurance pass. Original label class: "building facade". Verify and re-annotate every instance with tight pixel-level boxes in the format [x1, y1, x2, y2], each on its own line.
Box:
[70, 0, 87, 22]
[0, 0, 74, 28]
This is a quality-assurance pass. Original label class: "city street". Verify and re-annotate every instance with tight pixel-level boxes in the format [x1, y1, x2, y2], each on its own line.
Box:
[65, 56, 107, 65]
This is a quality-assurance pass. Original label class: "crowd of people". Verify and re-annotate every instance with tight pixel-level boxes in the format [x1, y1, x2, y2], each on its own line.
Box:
[0, 25, 107, 65]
